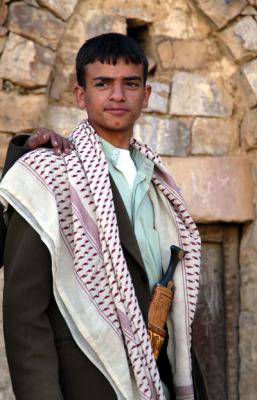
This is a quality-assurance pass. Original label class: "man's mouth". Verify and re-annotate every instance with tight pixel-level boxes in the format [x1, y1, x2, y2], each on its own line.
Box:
[104, 107, 130, 115]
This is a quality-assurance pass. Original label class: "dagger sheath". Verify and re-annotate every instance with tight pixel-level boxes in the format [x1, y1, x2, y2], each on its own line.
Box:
[147, 245, 184, 360]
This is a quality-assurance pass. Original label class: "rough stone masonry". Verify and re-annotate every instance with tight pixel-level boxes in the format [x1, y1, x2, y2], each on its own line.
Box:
[0, 0, 257, 399]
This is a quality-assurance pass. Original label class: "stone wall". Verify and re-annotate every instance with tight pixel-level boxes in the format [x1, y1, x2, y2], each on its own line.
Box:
[0, 0, 257, 399]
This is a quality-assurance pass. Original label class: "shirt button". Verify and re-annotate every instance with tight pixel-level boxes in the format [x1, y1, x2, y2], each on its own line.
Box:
[113, 149, 119, 155]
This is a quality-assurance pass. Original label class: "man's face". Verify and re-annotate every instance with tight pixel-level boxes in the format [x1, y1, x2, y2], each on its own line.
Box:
[74, 59, 151, 142]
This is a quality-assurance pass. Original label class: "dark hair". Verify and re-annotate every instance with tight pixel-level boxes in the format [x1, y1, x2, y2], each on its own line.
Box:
[76, 33, 148, 87]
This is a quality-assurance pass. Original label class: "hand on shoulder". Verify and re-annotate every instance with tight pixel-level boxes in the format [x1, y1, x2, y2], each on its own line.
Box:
[26, 128, 74, 155]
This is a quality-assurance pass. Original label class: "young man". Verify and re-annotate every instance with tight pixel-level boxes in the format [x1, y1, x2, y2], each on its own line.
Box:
[0, 33, 205, 400]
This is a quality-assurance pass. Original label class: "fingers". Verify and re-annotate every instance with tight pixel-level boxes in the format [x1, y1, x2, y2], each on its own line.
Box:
[26, 128, 74, 155]
[26, 129, 51, 150]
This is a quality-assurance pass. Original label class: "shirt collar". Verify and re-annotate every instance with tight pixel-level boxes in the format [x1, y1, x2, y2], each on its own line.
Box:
[99, 136, 154, 182]
[100, 137, 120, 167]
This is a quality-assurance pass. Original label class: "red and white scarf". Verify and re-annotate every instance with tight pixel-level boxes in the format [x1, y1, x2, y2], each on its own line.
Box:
[0, 120, 201, 399]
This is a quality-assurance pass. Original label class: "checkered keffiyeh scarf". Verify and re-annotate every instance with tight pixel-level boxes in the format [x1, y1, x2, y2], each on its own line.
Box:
[0, 120, 201, 400]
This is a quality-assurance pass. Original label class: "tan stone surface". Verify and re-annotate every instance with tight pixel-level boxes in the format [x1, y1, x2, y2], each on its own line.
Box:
[172, 40, 217, 70]
[37, 0, 77, 21]
[0, 1, 7, 26]
[0, 92, 47, 133]
[191, 117, 239, 155]
[237, 66, 257, 108]
[241, 108, 257, 149]
[0, 134, 12, 168]
[9, 2, 65, 50]
[157, 39, 217, 71]
[239, 311, 257, 400]
[170, 72, 233, 117]
[241, 58, 257, 105]
[145, 80, 170, 114]
[44, 105, 87, 136]
[134, 114, 190, 156]
[220, 16, 257, 62]
[0, 27, 8, 37]
[0, 33, 55, 88]
[78, 0, 162, 24]
[156, 40, 173, 70]
[0, 36, 6, 55]
[242, 5, 257, 15]
[195, 0, 246, 29]
[150, 0, 210, 40]
[163, 156, 254, 223]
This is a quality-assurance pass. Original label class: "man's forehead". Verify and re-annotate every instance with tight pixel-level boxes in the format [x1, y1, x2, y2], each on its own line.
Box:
[84, 59, 144, 79]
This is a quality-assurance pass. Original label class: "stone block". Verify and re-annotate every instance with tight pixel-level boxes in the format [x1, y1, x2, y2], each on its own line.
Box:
[239, 311, 257, 400]
[150, 1, 210, 40]
[24, 0, 40, 6]
[0, 92, 47, 133]
[134, 115, 190, 156]
[44, 105, 87, 136]
[0, 1, 7, 26]
[0, 134, 12, 168]
[241, 59, 257, 106]
[156, 40, 173, 70]
[220, 16, 257, 61]
[163, 156, 254, 223]
[0, 27, 8, 37]
[170, 72, 233, 117]
[241, 108, 257, 149]
[0, 36, 6, 55]
[145, 80, 170, 114]
[240, 221, 257, 268]
[0, 33, 55, 88]
[9, 2, 65, 50]
[240, 280, 257, 312]
[86, 13, 127, 40]
[37, 0, 77, 21]
[237, 67, 257, 108]
[157, 39, 217, 71]
[191, 117, 239, 155]
[78, 0, 159, 25]
[172, 40, 217, 70]
[195, 0, 246, 29]
[242, 5, 257, 15]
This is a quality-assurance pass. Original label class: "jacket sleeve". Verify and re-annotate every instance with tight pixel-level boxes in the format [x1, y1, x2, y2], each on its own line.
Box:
[3, 210, 64, 400]
[2, 134, 31, 178]
[0, 135, 31, 267]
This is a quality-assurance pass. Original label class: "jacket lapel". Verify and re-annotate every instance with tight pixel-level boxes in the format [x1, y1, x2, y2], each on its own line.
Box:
[110, 177, 146, 273]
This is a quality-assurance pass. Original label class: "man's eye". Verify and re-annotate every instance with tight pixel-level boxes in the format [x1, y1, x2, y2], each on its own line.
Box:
[126, 81, 139, 87]
[95, 82, 108, 87]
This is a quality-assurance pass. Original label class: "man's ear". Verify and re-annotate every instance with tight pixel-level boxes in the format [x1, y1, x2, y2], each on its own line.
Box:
[143, 84, 152, 109]
[74, 85, 87, 110]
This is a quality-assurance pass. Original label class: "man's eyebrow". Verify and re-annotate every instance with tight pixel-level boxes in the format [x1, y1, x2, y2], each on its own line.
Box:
[124, 76, 142, 81]
[92, 76, 113, 81]
[92, 75, 142, 81]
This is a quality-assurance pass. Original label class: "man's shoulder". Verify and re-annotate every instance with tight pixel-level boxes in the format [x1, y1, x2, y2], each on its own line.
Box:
[20, 147, 67, 169]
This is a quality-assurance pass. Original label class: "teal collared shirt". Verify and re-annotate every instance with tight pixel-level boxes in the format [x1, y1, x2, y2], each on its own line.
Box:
[100, 137, 162, 292]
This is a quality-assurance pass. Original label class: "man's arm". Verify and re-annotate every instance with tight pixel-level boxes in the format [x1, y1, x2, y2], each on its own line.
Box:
[0, 129, 71, 266]
[3, 210, 63, 400]
[2, 129, 72, 178]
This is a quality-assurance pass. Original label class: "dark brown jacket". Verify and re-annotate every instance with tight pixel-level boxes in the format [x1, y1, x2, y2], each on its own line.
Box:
[1, 137, 207, 400]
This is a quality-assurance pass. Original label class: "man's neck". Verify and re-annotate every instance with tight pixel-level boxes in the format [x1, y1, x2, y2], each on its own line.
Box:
[89, 120, 132, 149]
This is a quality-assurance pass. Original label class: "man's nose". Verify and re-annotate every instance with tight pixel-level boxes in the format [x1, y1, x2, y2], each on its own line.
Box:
[109, 83, 125, 101]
